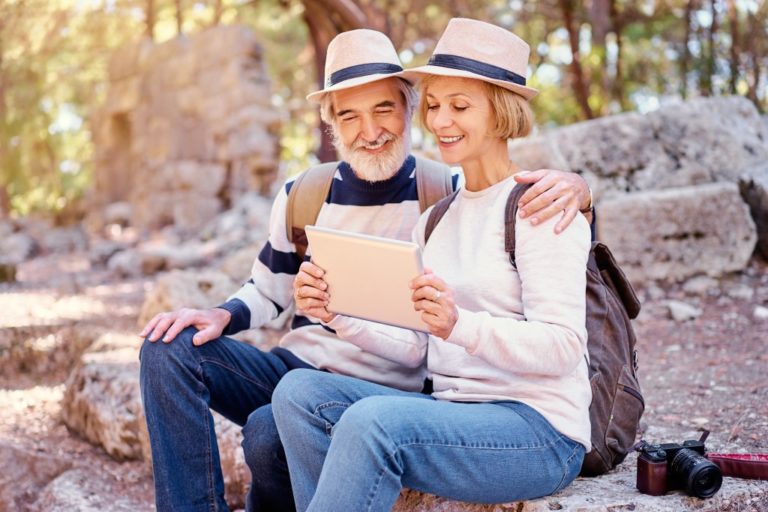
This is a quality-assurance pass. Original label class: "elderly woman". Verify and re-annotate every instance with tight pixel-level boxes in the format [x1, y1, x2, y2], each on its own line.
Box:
[272, 18, 592, 511]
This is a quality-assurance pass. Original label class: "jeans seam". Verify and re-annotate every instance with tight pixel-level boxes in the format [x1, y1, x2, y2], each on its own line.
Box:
[199, 357, 277, 395]
[364, 467, 387, 511]
[389, 437, 561, 450]
[552, 437, 582, 493]
[200, 378, 217, 511]
[178, 341, 221, 511]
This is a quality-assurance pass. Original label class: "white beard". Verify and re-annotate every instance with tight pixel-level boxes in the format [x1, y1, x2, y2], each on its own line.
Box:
[335, 128, 410, 182]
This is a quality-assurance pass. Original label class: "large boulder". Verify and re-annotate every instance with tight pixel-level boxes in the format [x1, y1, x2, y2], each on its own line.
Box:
[137, 269, 237, 326]
[29, 468, 152, 512]
[597, 182, 757, 284]
[61, 350, 251, 510]
[508, 96, 768, 282]
[61, 351, 145, 461]
[0, 442, 73, 510]
[547, 96, 768, 200]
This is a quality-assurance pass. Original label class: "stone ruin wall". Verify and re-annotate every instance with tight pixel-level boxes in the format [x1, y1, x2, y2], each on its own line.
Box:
[509, 96, 768, 285]
[89, 25, 281, 234]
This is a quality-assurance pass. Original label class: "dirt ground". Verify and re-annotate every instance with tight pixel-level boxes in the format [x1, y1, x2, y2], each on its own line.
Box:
[0, 250, 766, 510]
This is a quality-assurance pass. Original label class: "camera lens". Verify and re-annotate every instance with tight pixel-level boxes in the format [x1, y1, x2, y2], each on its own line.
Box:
[670, 449, 723, 499]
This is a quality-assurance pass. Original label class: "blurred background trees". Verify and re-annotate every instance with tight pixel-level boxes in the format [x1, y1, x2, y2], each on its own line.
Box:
[1, 0, 766, 217]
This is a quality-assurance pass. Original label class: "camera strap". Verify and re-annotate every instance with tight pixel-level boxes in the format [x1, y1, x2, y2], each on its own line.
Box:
[706, 453, 768, 481]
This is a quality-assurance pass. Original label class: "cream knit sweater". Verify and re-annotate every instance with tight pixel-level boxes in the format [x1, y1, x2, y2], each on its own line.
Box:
[329, 174, 593, 449]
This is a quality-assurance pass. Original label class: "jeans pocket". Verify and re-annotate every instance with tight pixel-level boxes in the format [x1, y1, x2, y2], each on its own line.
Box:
[316, 401, 350, 438]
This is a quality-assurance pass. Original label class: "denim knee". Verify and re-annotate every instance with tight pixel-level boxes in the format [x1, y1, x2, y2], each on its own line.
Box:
[139, 326, 199, 381]
[333, 396, 392, 443]
[271, 369, 318, 416]
[242, 405, 284, 470]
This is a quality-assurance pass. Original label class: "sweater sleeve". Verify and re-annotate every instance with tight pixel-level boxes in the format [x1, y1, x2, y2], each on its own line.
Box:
[218, 181, 302, 335]
[444, 212, 590, 377]
[324, 315, 428, 369]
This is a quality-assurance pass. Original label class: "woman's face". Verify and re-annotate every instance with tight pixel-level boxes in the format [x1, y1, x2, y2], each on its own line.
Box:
[424, 77, 497, 165]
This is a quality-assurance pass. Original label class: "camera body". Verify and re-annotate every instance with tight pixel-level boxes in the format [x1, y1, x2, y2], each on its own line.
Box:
[637, 439, 723, 499]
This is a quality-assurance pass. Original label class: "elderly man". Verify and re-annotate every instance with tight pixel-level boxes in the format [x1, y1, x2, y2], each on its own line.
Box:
[139, 28, 592, 512]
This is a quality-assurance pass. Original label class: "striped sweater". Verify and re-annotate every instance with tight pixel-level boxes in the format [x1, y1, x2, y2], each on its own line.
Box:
[218, 155, 460, 392]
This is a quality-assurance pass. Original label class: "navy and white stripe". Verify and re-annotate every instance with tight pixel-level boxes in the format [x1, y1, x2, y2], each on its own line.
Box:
[219, 155, 460, 392]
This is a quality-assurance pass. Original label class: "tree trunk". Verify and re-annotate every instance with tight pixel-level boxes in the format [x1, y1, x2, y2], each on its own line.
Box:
[559, 0, 594, 119]
[609, 0, 629, 111]
[680, 0, 694, 99]
[303, 0, 340, 162]
[705, 0, 718, 96]
[175, 0, 184, 35]
[0, 18, 6, 131]
[0, 184, 9, 219]
[212, 0, 223, 25]
[299, 0, 372, 162]
[146, 0, 155, 40]
[726, 0, 740, 94]
[745, 10, 762, 108]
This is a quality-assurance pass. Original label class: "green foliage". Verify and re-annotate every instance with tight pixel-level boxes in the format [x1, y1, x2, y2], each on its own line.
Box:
[1, 0, 766, 216]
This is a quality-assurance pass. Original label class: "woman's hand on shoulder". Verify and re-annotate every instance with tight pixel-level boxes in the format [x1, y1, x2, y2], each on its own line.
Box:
[410, 270, 458, 340]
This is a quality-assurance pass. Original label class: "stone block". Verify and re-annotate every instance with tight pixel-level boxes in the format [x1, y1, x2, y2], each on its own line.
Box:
[137, 269, 237, 326]
[550, 96, 768, 200]
[650, 96, 768, 185]
[170, 160, 226, 195]
[597, 182, 757, 284]
[164, 50, 197, 89]
[392, 455, 768, 511]
[147, 35, 190, 67]
[105, 77, 141, 115]
[508, 134, 571, 174]
[193, 25, 263, 72]
[0, 443, 73, 510]
[172, 193, 223, 232]
[0, 231, 37, 264]
[30, 467, 152, 511]
[107, 38, 153, 81]
[61, 357, 144, 461]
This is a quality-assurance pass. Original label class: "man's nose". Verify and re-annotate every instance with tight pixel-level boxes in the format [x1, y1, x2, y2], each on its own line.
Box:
[360, 116, 382, 141]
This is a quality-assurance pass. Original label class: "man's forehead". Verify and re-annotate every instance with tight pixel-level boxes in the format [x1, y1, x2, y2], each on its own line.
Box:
[331, 79, 403, 113]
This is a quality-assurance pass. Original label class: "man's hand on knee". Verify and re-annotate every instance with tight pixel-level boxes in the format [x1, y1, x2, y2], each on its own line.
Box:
[140, 308, 231, 345]
[514, 169, 592, 234]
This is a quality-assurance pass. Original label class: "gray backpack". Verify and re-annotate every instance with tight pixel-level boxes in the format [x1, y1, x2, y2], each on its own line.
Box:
[425, 183, 644, 476]
[286, 156, 453, 261]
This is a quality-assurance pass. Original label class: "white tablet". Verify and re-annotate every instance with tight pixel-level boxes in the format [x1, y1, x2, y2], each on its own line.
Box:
[305, 225, 429, 332]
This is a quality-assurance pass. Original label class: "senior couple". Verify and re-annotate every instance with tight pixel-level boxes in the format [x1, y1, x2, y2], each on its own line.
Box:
[140, 17, 593, 512]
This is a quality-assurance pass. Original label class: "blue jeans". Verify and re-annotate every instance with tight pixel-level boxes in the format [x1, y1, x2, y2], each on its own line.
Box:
[139, 327, 300, 512]
[272, 369, 585, 512]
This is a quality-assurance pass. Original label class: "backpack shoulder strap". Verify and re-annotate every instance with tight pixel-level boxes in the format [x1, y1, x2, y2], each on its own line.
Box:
[415, 156, 453, 213]
[504, 183, 534, 267]
[424, 190, 460, 243]
[285, 161, 339, 262]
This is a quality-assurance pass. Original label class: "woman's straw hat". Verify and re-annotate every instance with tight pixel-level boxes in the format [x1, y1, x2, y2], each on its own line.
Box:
[403, 18, 538, 100]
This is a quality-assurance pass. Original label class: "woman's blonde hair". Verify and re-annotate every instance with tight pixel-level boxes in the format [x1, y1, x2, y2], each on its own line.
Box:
[418, 75, 534, 140]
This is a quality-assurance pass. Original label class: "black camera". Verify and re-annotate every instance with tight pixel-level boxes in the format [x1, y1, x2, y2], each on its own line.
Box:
[636, 432, 723, 499]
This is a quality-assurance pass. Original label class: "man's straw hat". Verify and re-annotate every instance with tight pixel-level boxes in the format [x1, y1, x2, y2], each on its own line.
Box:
[306, 29, 410, 103]
[403, 18, 538, 100]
